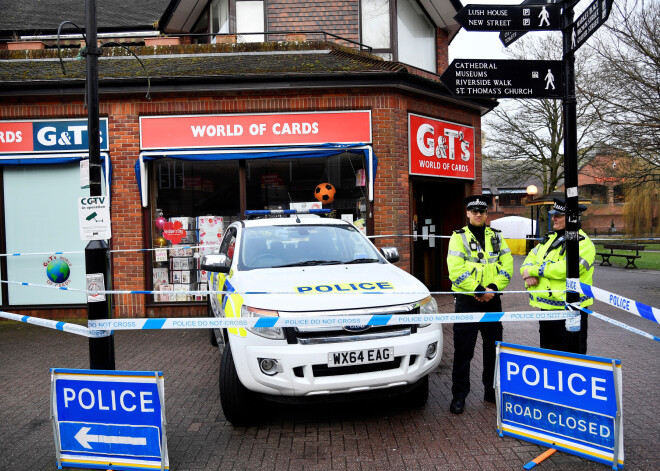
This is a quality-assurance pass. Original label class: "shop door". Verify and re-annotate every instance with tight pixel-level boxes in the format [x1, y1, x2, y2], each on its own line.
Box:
[411, 180, 465, 291]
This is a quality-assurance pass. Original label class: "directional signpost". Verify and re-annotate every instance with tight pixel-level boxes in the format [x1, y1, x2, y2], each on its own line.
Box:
[455, 3, 561, 31]
[451, 1, 619, 467]
[51, 368, 168, 470]
[567, 0, 614, 55]
[440, 59, 563, 98]
[498, 0, 550, 47]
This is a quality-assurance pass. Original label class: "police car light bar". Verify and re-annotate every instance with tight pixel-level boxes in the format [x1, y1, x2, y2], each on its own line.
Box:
[245, 209, 331, 216]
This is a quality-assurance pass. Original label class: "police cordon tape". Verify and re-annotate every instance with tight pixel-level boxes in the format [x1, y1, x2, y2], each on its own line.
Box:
[4, 308, 658, 342]
[0, 278, 561, 297]
[570, 307, 660, 343]
[1, 237, 657, 257]
[567, 278, 659, 324]
[0, 311, 109, 338]
[0, 310, 576, 340]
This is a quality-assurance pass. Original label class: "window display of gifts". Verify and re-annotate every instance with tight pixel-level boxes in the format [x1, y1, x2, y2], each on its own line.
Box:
[169, 217, 195, 231]
[171, 257, 194, 271]
[197, 216, 223, 233]
[158, 284, 174, 302]
[174, 284, 194, 301]
[195, 283, 208, 301]
[181, 270, 196, 284]
[168, 245, 194, 257]
[152, 268, 169, 287]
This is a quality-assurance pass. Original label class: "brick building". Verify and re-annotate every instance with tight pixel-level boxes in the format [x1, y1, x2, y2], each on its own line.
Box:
[0, 0, 495, 319]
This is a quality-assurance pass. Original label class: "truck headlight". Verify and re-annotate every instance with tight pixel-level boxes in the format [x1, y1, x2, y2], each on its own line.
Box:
[419, 295, 437, 328]
[242, 305, 285, 340]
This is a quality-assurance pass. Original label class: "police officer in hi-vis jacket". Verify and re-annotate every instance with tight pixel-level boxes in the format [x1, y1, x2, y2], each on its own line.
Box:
[446, 195, 514, 414]
[521, 197, 595, 354]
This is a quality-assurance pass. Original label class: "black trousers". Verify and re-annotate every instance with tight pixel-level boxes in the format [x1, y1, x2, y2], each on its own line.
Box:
[451, 293, 503, 401]
[539, 310, 588, 354]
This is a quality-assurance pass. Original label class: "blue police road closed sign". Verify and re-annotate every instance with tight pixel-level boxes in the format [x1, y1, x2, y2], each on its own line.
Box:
[496, 343, 623, 469]
[51, 368, 168, 470]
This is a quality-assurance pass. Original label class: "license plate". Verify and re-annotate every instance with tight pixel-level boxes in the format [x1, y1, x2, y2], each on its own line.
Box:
[327, 347, 394, 367]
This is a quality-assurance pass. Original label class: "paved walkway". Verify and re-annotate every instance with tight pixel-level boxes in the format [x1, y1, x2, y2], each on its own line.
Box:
[0, 256, 658, 470]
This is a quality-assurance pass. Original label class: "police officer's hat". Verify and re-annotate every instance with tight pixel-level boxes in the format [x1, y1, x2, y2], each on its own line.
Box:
[548, 197, 587, 215]
[464, 194, 492, 211]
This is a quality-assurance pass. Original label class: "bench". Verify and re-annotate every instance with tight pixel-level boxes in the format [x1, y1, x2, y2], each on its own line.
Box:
[597, 244, 645, 268]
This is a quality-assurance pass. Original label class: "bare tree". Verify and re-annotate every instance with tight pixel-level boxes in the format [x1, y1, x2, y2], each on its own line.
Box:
[581, 0, 660, 188]
[483, 33, 602, 194]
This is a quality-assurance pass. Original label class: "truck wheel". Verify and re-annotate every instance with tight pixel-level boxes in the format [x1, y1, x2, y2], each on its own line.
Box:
[219, 343, 259, 426]
[403, 375, 429, 409]
[208, 298, 218, 347]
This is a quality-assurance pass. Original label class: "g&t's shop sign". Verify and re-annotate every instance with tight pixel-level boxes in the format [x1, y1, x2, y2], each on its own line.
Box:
[0, 118, 109, 154]
[139, 111, 372, 149]
[408, 113, 475, 180]
[496, 342, 624, 469]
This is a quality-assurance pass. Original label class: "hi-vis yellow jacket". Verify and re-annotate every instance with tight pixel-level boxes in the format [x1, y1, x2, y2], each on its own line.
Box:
[521, 230, 595, 309]
[447, 226, 513, 295]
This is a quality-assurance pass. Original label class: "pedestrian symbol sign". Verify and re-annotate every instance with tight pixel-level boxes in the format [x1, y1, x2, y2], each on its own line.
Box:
[51, 368, 169, 470]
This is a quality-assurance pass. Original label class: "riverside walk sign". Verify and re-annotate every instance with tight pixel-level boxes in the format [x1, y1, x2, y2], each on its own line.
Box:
[440, 59, 563, 98]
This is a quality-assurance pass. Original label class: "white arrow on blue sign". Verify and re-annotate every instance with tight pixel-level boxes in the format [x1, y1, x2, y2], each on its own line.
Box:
[51, 368, 169, 470]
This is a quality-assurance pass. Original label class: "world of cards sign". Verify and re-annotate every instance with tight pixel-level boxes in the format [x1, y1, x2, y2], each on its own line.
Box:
[455, 3, 561, 31]
[440, 59, 563, 98]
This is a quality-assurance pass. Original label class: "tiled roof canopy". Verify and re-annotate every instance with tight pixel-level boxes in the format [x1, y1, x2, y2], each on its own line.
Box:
[0, 0, 164, 35]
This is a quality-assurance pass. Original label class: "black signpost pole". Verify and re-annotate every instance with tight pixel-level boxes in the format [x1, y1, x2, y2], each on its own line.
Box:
[562, 1, 581, 353]
[85, 0, 115, 370]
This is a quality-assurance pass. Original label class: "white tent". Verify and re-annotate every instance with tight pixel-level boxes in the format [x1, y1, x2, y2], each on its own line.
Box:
[490, 216, 536, 255]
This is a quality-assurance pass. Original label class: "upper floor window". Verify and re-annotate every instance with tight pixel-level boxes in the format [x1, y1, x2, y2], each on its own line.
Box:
[361, 0, 392, 58]
[210, 0, 265, 43]
[397, 0, 436, 72]
[237, 1, 265, 42]
[211, 0, 230, 35]
[360, 0, 436, 73]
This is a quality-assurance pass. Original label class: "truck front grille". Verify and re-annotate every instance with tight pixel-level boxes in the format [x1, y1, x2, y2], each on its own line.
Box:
[311, 357, 402, 377]
[281, 302, 421, 345]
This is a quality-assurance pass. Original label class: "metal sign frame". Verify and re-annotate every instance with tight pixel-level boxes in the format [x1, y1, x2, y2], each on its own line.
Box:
[495, 342, 624, 469]
[51, 368, 169, 470]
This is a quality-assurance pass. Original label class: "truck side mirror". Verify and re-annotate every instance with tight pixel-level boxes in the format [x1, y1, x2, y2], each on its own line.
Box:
[379, 247, 400, 264]
[201, 254, 231, 273]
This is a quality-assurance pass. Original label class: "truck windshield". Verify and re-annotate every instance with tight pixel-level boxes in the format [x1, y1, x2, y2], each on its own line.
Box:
[239, 225, 382, 269]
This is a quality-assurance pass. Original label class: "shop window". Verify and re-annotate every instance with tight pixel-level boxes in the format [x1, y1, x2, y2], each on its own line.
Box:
[150, 159, 240, 303]
[245, 153, 368, 229]
[149, 153, 369, 304]
[579, 184, 608, 204]
[2, 164, 91, 306]
[613, 184, 625, 203]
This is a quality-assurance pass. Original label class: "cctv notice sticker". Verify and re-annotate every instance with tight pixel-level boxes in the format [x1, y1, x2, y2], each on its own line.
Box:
[78, 196, 112, 241]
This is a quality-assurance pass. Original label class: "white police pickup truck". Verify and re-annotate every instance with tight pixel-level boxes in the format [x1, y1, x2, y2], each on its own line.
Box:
[202, 210, 442, 425]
